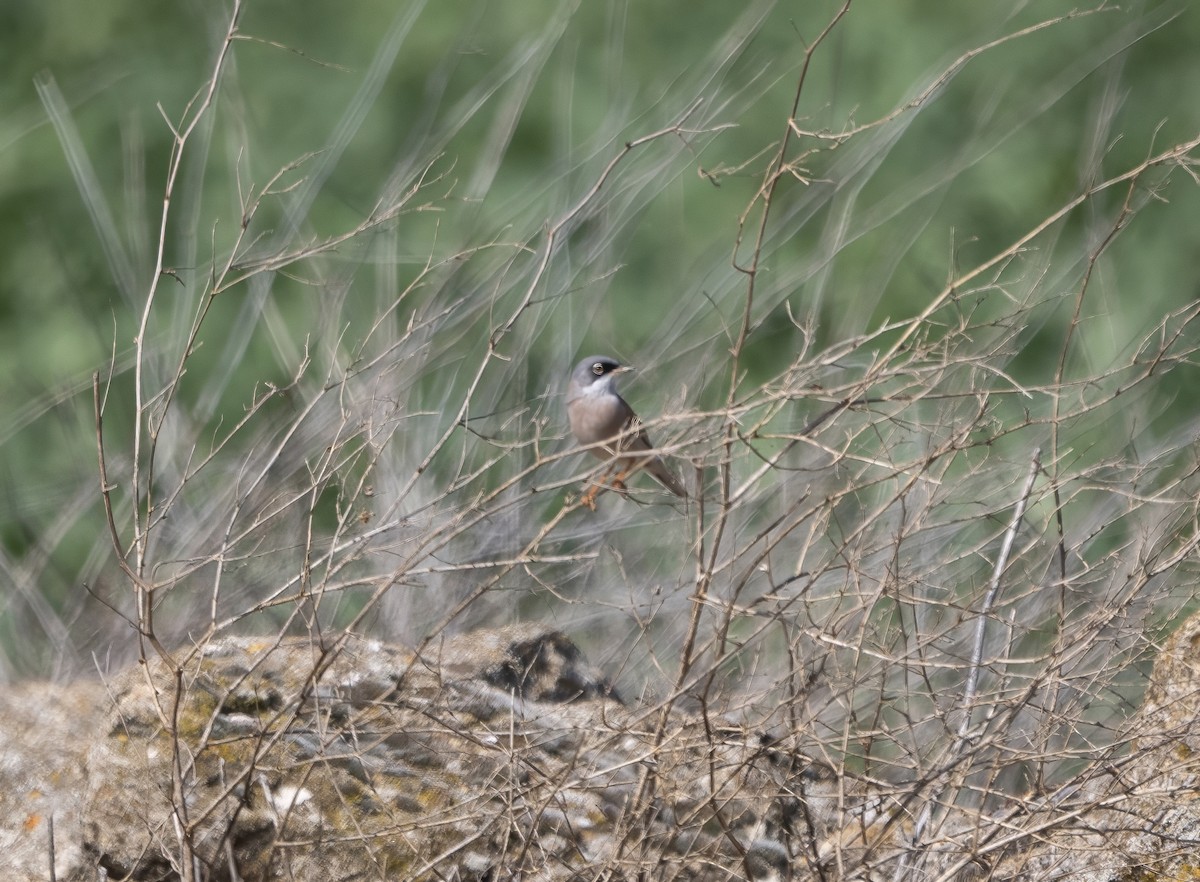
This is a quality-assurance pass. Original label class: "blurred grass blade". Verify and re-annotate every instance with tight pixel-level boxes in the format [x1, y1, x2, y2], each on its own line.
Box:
[280, 0, 429, 242]
[34, 71, 139, 308]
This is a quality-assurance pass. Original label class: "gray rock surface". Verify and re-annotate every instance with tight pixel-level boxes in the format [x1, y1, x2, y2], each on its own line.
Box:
[2, 625, 835, 881]
[10, 614, 1200, 881]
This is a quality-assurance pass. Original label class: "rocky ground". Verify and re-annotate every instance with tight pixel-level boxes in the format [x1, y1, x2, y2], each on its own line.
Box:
[5, 614, 1200, 881]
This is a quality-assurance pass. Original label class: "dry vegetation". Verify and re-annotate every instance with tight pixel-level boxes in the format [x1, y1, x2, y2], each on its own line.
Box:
[13, 0, 1200, 877]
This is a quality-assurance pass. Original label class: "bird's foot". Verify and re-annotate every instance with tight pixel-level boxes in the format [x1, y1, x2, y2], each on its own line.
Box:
[579, 485, 601, 511]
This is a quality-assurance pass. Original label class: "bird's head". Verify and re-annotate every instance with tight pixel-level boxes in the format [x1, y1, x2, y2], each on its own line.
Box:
[569, 355, 632, 397]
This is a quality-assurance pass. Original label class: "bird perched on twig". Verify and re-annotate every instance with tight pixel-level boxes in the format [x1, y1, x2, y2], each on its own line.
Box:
[566, 355, 686, 507]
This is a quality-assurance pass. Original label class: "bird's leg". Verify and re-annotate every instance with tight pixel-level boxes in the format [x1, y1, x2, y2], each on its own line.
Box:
[609, 458, 639, 493]
[578, 460, 634, 511]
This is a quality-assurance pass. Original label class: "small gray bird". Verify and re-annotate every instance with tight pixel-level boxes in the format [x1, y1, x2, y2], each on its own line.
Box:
[567, 355, 686, 501]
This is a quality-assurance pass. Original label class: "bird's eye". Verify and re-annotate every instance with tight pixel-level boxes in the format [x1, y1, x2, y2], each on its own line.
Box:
[591, 362, 605, 376]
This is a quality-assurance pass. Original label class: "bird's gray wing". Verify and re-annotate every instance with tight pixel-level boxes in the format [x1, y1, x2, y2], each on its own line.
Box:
[620, 413, 655, 453]
[621, 414, 687, 498]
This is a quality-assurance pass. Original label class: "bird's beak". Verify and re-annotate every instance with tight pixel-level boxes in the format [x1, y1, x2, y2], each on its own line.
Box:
[614, 364, 634, 374]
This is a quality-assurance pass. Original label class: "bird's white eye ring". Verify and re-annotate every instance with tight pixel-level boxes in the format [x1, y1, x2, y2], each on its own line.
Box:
[592, 362, 605, 376]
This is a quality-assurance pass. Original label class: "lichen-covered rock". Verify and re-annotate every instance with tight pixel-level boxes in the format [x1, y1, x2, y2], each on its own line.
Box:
[2, 625, 834, 881]
[15, 611, 1200, 881]
[0, 680, 103, 880]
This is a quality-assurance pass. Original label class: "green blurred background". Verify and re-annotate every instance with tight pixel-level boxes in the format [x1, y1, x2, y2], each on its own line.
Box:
[1, 0, 1198, 676]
